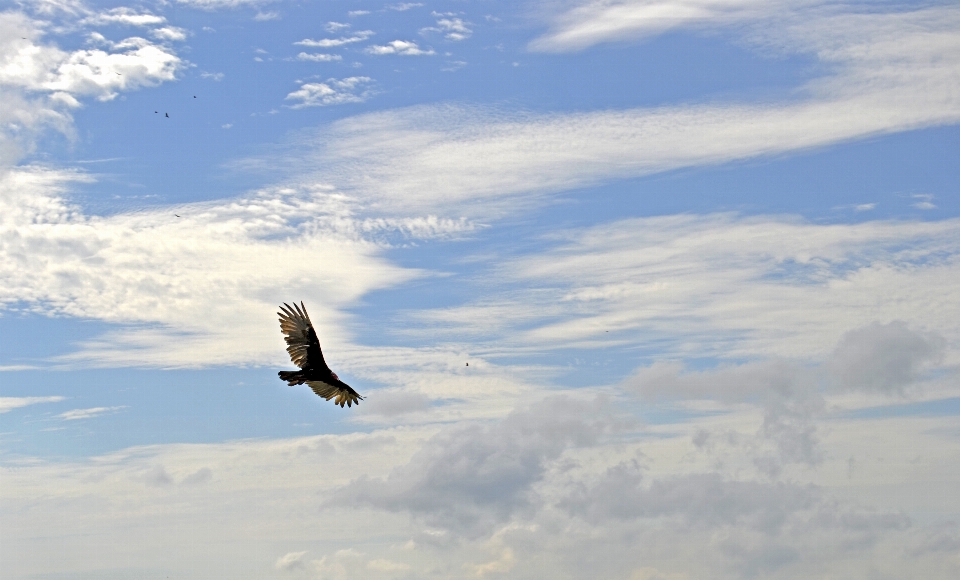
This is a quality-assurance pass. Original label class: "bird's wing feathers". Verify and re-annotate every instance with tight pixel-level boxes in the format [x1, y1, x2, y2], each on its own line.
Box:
[306, 380, 364, 408]
[278, 302, 329, 370]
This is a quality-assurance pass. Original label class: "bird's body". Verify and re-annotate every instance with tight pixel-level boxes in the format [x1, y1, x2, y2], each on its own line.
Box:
[277, 302, 363, 407]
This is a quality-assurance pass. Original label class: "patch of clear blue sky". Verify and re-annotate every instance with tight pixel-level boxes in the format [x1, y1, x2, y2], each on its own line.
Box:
[1, 366, 368, 459]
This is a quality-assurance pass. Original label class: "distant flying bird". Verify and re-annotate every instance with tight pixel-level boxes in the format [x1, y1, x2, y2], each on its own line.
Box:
[165, 113, 169, 117]
[174, 214, 180, 218]
[277, 302, 363, 407]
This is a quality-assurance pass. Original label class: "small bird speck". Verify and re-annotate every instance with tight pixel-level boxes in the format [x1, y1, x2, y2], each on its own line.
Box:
[165, 113, 169, 117]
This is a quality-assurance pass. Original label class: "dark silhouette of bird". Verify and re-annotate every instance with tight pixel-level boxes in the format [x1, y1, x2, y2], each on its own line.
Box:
[193, 95, 197, 98]
[165, 113, 169, 117]
[277, 302, 363, 407]
[174, 214, 180, 218]
[466, 362, 469, 366]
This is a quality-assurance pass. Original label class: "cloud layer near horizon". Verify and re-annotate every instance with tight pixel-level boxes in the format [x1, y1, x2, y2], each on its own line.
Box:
[4, 388, 960, 580]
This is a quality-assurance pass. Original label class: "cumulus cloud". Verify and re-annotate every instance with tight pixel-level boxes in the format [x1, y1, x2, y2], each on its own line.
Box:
[0, 396, 64, 413]
[275, 550, 307, 571]
[332, 397, 618, 536]
[828, 321, 945, 394]
[364, 40, 435, 56]
[421, 14, 472, 41]
[285, 76, 373, 108]
[151, 26, 188, 41]
[0, 10, 182, 164]
[4, 400, 960, 579]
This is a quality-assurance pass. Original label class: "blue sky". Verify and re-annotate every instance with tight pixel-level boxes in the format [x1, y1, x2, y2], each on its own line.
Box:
[2, 0, 960, 578]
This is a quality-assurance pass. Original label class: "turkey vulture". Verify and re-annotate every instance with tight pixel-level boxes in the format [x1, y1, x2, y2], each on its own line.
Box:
[277, 302, 363, 407]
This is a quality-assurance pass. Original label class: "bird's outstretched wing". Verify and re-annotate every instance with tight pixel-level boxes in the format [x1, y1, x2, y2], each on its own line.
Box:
[307, 380, 364, 408]
[278, 302, 329, 371]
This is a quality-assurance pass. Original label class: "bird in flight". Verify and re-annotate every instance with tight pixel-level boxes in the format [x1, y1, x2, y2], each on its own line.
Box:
[277, 302, 363, 407]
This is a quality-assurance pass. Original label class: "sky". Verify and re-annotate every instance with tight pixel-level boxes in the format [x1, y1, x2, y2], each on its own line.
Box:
[1, 0, 960, 578]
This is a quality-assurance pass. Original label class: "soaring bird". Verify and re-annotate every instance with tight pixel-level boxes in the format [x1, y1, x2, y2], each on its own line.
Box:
[277, 302, 363, 407]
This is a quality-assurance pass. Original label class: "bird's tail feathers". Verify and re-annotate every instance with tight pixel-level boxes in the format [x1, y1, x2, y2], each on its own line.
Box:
[278, 371, 307, 386]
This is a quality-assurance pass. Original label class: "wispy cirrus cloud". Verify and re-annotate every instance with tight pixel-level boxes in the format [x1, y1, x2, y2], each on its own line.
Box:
[243, 3, 960, 217]
[80, 7, 166, 27]
[530, 0, 785, 52]
[57, 405, 127, 420]
[409, 214, 960, 363]
[0, 396, 64, 413]
[175, 0, 278, 9]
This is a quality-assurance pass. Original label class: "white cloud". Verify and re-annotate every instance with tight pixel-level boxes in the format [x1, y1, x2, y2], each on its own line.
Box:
[0, 166, 473, 368]
[912, 194, 937, 210]
[325, 21, 350, 32]
[414, 214, 960, 362]
[422, 15, 472, 41]
[200, 71, 224, 81]
[348, 10, 371, 17]
[4, 396, 960, 579]
[389, 3, 423, 11]
[296, 52, 342, 62]
[175, 0, 278, 9]
[294, 31, 374, 48]
[530, 0, 781, 52]
[253, 11, 280, 21]
[82, 7, 166, 28]
[57, 405, 127, 420]
[0, 396, 64, 413]
[285, 76, 373, 108]
[41, 42, 181, 100]
[151, 26, 188, 41]
[0, 11, 183, 165]
[275, 550, 307, 571]
[828, 321, 944, 394]
[232, 4, 957, 217]
[365, 40, 435, 56]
